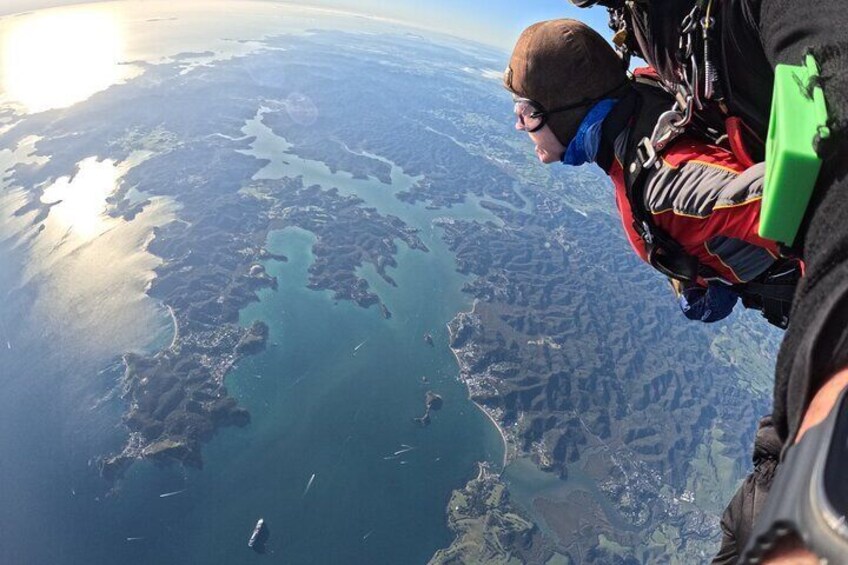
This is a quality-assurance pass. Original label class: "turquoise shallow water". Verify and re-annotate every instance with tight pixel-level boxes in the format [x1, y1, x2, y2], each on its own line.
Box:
[160, 117, 506, 564]
[121, 148, 508, 561]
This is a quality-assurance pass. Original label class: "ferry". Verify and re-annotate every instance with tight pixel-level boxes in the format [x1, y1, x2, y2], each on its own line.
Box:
[248, 518, 265, 548]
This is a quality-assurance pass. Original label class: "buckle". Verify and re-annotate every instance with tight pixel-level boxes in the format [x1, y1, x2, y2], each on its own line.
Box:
[636, 137, 658, 169]
[641, 221, 654, 245]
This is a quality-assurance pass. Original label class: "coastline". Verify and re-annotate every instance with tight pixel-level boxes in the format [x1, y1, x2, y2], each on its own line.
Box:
[446, 299, 510, 472]
[470, 395, 509, 471]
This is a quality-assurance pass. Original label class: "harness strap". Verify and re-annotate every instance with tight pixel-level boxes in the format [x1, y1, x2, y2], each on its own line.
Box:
[726, 117, 757, 168]
[741, 282, 796, 302]
[738, 282, 794, 329]
[610, 0, 766, 162]
[628, 137, 709, 283]
[601, 83, 719, 284]
[605, 82, 797, 327]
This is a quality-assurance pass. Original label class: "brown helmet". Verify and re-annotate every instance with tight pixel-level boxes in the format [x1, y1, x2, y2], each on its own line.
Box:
[504, 19, 628, 145]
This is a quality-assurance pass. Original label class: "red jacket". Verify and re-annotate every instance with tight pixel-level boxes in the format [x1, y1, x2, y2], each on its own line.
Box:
[607, 133, 778, 284]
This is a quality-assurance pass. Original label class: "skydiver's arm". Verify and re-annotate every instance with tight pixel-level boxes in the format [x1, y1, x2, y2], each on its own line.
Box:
[743, 2, 848, 559]
[758, 369, 848, 564]
[793, 369, 848, 444]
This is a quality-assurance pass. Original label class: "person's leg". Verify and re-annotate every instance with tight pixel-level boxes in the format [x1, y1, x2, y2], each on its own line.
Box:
[757, 0, 848, 446]
[712, 417, 781, 564]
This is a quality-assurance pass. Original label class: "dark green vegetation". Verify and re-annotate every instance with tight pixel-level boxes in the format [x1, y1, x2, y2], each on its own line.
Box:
[262, 180, 428, 311]
[99, 172, 432, 477]
[431, 463, 555, 565]
[441, 198, 781, 560]
[1, 24, 781, 561]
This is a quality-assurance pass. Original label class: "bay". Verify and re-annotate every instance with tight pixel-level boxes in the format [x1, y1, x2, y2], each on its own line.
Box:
[0, 4, 506, 562]
[0, 115, 504, 565]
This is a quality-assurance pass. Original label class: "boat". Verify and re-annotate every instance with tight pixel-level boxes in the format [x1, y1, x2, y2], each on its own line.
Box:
[248, 518, 264, 548]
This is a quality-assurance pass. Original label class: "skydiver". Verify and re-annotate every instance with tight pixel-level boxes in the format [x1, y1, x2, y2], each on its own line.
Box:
[504, 19, 797, 330]
[565, 2, 848, 562]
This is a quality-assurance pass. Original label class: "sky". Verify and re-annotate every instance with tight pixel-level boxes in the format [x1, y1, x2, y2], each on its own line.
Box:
[306, 0, 611, 48]
[0, 0, 612, 50]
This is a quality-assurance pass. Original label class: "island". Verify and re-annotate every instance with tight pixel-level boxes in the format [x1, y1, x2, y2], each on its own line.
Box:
[2, 111, 431, 480]
[95, 174, 430, 479]
[413, 390, 443, 426]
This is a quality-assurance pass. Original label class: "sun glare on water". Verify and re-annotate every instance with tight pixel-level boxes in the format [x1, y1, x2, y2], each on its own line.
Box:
[1, 8, 128, 113]
[41, 157, 121, 240]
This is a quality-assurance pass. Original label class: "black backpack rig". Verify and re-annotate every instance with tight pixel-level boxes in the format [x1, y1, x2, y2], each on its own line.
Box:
[602, 0, 774, 168]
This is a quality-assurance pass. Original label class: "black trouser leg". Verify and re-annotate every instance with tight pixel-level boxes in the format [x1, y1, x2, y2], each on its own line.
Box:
[712, 417, 781, 564]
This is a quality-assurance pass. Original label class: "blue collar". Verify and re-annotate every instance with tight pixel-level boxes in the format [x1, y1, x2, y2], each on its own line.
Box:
[562, 98, 618, 166]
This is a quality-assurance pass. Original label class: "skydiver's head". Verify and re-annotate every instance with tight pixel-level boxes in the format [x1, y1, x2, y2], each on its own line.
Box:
[504, 19, 628, 164]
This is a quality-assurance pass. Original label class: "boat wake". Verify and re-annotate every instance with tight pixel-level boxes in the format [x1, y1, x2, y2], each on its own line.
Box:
[302, 473, 316, 497]
[158, 489, 186, 498]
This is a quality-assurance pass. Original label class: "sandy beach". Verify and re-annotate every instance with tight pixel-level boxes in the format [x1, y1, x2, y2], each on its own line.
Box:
[167, 305, 179, 350]
[471, 398, 510, 470]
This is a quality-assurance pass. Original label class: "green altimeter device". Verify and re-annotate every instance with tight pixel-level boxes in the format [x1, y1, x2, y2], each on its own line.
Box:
[760, 54, 831, 246]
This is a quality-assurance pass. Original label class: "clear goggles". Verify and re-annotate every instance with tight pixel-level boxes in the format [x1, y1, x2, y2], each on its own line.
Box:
[513, 83, 627, 133]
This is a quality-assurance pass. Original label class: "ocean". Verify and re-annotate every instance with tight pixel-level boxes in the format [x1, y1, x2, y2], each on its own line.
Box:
[0, 92, 503, 565]
[0, 4, 507, 562]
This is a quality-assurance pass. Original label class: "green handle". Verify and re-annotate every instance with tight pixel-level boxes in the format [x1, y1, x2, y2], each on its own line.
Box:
[760, 54, 830, 245]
